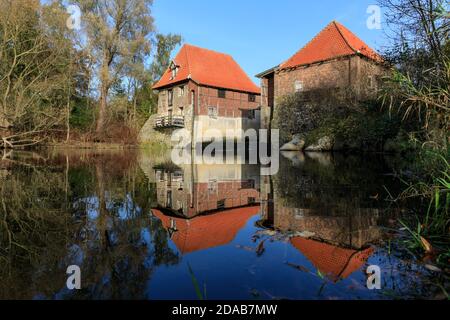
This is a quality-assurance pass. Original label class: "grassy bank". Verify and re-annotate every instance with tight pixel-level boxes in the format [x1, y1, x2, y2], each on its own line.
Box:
[394, 148, 450, 272]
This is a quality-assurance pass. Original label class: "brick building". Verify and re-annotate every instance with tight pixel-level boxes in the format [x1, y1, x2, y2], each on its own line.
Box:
[256, 21, 387, 129]
[152, 44, 261, 145]
[154, 162, 260, 219]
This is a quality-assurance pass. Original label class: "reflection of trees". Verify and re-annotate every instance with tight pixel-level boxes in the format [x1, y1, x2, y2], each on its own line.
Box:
[275, 153, 402, 211]
[0, 162, 73, 299]
[266, 153, 399, 248]
[0, 150, 180, 299]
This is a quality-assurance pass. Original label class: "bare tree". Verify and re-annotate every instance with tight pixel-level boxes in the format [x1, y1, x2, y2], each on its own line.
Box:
[378, 0, 449, 146]
[0, 0, 78, 148]
[74, 0, 154, 136]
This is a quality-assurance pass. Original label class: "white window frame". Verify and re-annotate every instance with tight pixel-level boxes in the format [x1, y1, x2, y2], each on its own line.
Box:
[208, 106, 218, 119]
[294, 80, 303, 92]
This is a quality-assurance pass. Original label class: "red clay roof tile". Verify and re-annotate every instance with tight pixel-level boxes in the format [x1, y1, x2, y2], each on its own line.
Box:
[152, 206, 259, 255]
[280, 21, 383, 69]
[153, 44, 260, 94]
[290, 237, 374, 282]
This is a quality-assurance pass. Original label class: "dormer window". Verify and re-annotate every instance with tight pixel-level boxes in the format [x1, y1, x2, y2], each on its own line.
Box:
[169, 61, 179, 80]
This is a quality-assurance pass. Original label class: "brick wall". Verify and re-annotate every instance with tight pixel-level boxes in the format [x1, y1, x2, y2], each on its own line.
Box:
[157, 82, 261, 118]
[274, 55, 387, 102]
[157, 80, 196, 116]
[197, 85, 260, 117]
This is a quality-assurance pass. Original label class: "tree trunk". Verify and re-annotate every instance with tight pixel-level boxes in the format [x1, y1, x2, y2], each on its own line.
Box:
[97, 84, 108, 134]
[66, 95, 71, 143]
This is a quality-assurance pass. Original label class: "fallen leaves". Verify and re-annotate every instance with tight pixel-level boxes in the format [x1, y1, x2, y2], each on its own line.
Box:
[420, 236, 433, 253]
[256, 240, 266, 256]
[424, 264, 442, 273]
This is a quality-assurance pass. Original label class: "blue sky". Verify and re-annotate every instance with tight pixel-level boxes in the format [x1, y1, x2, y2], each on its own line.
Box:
[153, 0, 387, 83]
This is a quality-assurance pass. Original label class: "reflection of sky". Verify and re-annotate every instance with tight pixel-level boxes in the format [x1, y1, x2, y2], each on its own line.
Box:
[147, 215, 429, 300]
[78, 193, 143, 222]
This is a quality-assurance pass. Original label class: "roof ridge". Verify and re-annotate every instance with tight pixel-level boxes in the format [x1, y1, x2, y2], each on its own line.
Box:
[281, 21, 336, 68]
[228, 55, 259, 88]
[183, 44, 193, 80]
[184, 43, 233, 58]
[333, 21, 357, 54]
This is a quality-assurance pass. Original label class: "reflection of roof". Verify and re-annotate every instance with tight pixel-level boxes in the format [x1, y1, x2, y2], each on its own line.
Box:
[152, 206, 259, 254]
[281, 21, 383, 70]
[290, 237, 374, 282]
[153, 44, 260, 93]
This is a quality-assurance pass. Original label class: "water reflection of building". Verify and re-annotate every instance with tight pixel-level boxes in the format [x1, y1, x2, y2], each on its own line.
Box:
[154, 163, 260, 218]
[261, 196, 379, 281]
[152, 162, 261, 255]
[152, 206, 259, 254]
[260, 152, 392, 281]
[290, 237, 374, 282]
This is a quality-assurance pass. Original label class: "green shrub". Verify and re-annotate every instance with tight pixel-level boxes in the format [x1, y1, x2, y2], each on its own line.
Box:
[70, 99, 95, 130]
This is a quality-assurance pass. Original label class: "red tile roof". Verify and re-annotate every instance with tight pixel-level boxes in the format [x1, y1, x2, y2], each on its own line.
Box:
[280, 21, 383, 69]
[153, 44, 260, 94]
[290, 237, 374, 282]
[152, 206, 259, 254]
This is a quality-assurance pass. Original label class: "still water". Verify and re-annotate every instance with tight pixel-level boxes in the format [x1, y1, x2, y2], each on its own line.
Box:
[0, 148, 443, 299]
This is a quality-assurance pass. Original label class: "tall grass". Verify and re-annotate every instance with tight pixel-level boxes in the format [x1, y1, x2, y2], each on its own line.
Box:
[398, 151, 450, 268]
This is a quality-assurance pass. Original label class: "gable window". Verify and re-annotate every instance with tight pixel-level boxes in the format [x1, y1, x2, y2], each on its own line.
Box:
[218, 89, 226, 98]
[294, 80, 303, 92]
[168, 89, 173, 107]
[208, 106, 218, 119]
[169, 61, 179, 80]
[248, 94, 256, 102]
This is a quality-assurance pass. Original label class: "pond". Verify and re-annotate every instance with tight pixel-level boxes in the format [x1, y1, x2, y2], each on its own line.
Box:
[0, 148, 446, 300]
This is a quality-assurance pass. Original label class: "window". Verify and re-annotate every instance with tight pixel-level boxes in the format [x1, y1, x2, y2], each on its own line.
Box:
[369, 76, 378, 90]
[218, 89, 226, 98]
[247, 110, 255, 120]
[294, 80, 303, 92]
[241, 179, 255, 189]
[248, 94, 256, 102]
[208, 106, 218, 118]
[168, 89, 173, 107]
[169, 61, 178, 80]
[208, 180, 217, 193]
[217, 199, 225, 210]
[190, 90, 195, 106]
[166, 190, 172, 208]
[179, 85, 185, 97]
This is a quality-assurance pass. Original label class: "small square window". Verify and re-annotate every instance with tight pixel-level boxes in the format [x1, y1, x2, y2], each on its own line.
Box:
[208, 179, 217, 193]
[208, 106, 218, 118]
[248, 94, 256, 102]
[218, 89, 226, 98]
[247, 110, 255, 119]
[294, 80, 303, 92]
[217, 199, 225, 210]
[369, 76, 378, 90]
